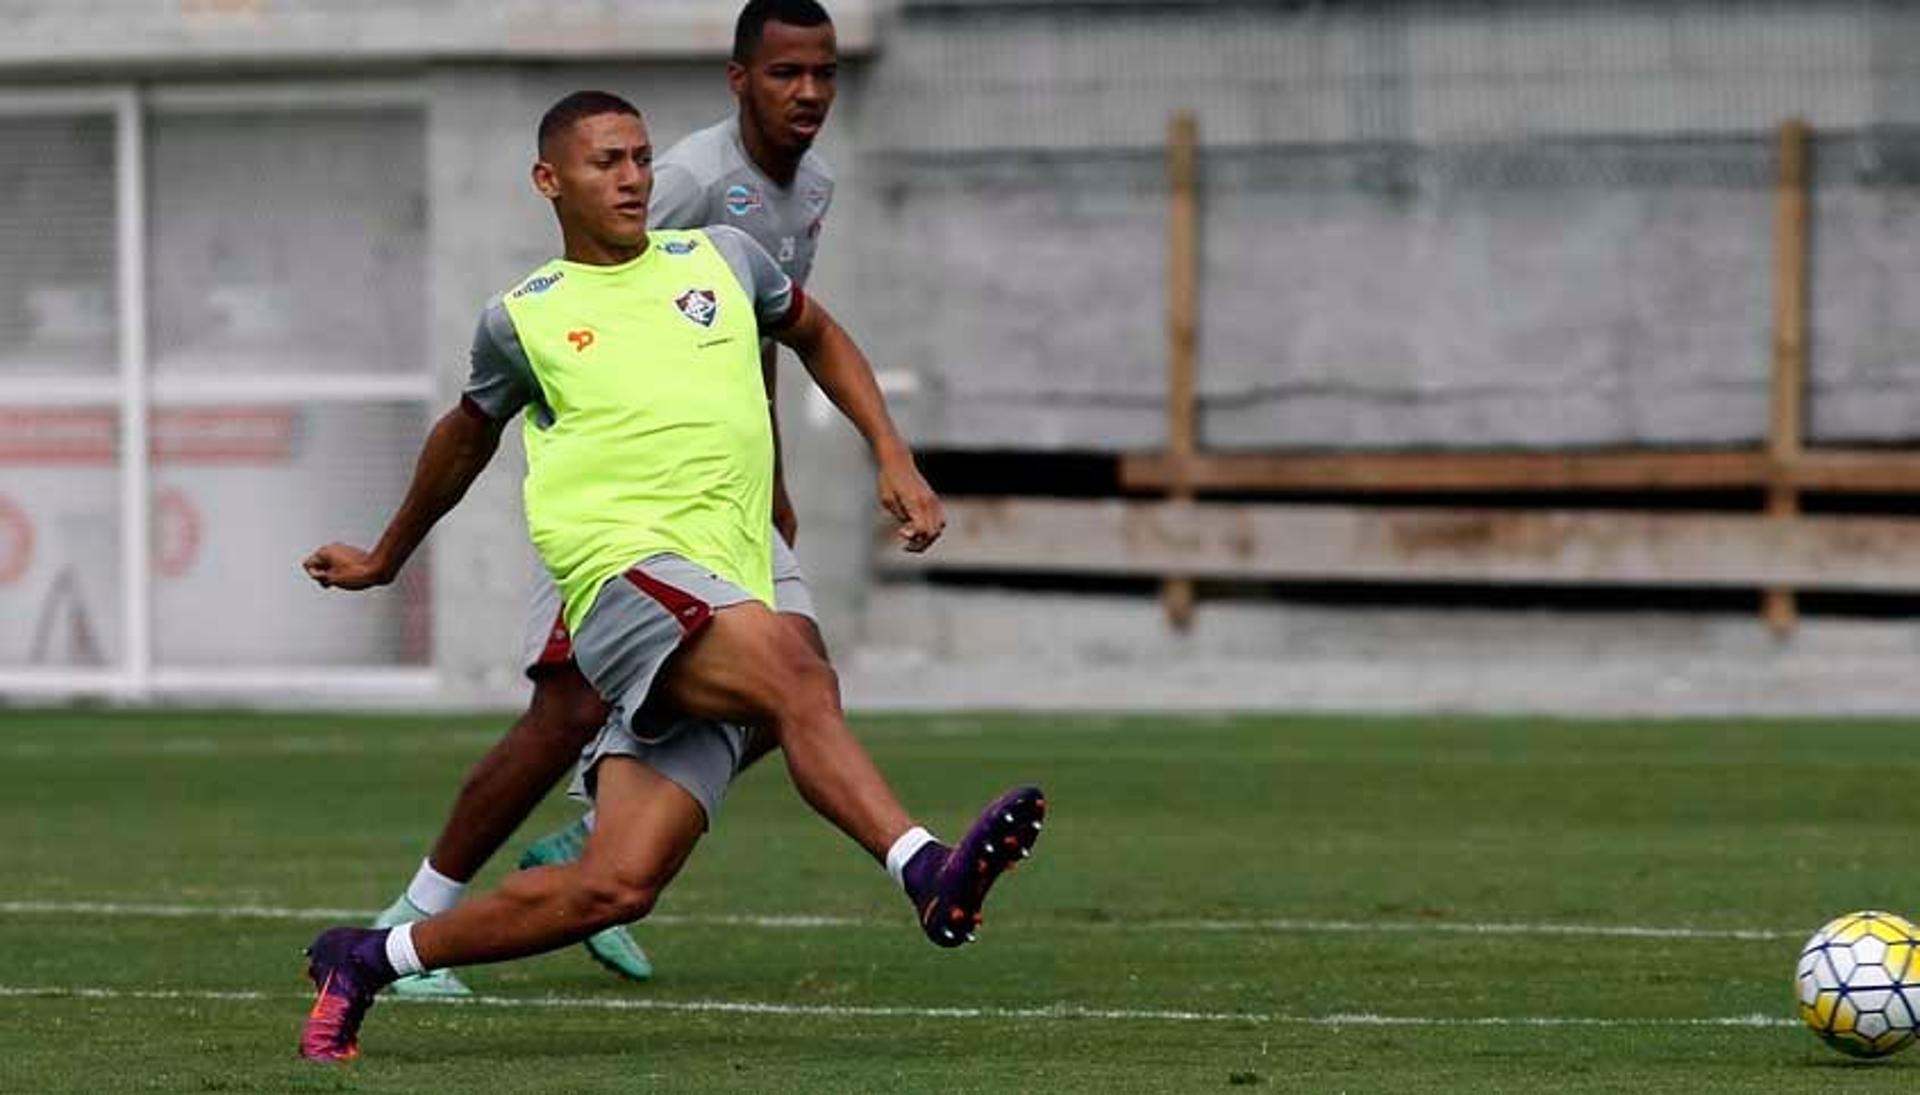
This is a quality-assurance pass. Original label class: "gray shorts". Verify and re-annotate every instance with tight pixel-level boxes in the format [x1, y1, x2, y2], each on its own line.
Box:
[565, 552, 790, 827]
[521, 533, 813, 676]
[568, 712, 768, 829]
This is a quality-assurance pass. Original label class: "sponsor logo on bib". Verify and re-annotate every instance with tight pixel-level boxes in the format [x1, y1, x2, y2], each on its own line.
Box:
[512, 271, 565, 297]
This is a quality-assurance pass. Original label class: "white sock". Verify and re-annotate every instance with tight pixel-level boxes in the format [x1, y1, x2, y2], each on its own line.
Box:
[884, 826, 938, 889]
[385, 922, 426, 977]
[405, 859, 467, 917]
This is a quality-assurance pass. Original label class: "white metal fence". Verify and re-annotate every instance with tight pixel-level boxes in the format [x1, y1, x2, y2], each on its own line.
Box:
[0, 84, 435, 700]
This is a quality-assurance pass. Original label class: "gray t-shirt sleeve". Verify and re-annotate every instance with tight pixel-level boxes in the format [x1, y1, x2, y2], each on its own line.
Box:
[461, 299, 538, 420]
[707, 225, 799, 328]
[648, 162, 708, 230]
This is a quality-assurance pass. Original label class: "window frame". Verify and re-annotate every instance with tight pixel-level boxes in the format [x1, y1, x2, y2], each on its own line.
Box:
[0, 81, 437, 700]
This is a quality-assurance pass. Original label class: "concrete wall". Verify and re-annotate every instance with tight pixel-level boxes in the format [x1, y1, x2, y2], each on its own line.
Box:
[838, 0, 1920, 709]
[0, 0, 875, 67]
[857, 1, 1920, 451]
[6, 0, 1920, 708]
[844, 584, 1920, 717]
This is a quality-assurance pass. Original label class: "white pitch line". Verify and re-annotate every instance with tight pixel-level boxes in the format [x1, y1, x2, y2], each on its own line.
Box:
[0, 900, 1801, 941]
[0, 985, 1802, 1029]
[0, 901, 862, 928]
[0, 901, 372, 921]
[1128, 918, 1801, 942]
[0, 732, 504, 759]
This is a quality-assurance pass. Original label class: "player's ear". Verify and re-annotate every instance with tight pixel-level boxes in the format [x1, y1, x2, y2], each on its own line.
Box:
[531, 159, 561, 200]
[727, 61, 748, 99]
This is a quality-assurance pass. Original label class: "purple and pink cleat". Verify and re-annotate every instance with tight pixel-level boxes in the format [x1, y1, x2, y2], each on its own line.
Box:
[905, 785, 1047, 948]
[298, 927, 396, 1063]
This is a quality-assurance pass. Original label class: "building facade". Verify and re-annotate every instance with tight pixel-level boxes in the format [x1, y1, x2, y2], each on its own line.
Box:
[5, 1, 1919, 710]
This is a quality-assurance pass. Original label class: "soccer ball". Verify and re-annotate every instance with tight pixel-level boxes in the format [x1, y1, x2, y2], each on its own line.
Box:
[1795, 910, 1920, 1058]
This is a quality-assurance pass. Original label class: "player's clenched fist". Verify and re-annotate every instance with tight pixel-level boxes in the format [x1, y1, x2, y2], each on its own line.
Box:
[877, 456, 944, 554]
[302, 543, 391, 590]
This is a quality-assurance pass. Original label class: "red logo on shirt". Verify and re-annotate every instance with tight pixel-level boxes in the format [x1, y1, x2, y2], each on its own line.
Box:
[567, 328, 595, 352]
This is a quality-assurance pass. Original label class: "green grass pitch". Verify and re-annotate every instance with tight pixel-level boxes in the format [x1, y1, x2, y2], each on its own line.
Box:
[1, 708, 1917, 1092]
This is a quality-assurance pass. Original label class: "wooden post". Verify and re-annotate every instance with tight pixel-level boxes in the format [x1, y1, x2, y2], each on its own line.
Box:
[1766, 118, 1810, 636]
[1163, 112, 1199, 629]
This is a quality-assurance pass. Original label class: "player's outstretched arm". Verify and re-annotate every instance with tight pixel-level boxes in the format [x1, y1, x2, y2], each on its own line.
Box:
[303, 403, 504, 590]
[774, 297, 944, 553]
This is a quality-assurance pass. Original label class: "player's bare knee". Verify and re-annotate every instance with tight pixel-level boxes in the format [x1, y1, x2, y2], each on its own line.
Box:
[601, 882, 658, 927]
[769, 667, 843, 747]
[574, 869, 659, 928]
[763, 636, 838, 727]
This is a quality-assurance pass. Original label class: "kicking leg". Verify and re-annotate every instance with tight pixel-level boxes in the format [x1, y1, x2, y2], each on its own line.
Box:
[656, 601, 1046, 947]
[658, 600, 905, 858]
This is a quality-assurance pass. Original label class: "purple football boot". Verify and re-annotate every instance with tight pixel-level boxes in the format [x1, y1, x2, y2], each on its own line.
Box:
[907, 786, 1047, 948]
[299, 927, 395, 1063]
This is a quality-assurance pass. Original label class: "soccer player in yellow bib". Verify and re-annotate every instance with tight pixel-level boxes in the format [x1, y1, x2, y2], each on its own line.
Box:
[293, 91, 1047, 1063]
[365, 0, 858, 996]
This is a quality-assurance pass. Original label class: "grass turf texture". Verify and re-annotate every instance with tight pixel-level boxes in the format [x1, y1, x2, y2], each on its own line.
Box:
[0, 709, 1916, 1093]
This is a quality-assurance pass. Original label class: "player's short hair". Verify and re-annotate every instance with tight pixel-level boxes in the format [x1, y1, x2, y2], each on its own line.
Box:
[732, 0, 833, 64]
[537, 90, 641, 156]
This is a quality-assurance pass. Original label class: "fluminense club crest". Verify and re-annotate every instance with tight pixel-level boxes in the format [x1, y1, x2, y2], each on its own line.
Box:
[674, 288, 718, 328]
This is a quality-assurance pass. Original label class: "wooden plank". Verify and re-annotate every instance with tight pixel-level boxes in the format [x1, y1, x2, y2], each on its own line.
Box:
[1162, 111, 1200, 628]
[885, 499, 1920, 592]
[1791, 450, 1920, 491]
[1766, 118, 1811, 634]
[1123, 449, 1769, 493]
[1120, 448, 1920, 494]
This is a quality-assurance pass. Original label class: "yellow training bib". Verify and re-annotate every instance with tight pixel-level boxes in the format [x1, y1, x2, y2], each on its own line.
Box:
[502, 229, 773, 632]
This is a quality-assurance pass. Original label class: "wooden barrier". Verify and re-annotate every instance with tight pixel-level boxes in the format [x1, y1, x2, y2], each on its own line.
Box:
[1120, 449, 1920, 495]
[883, 499, 1920, 593]
[1046, 115, 1919, 631]
[906, 118, 1914, 627]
